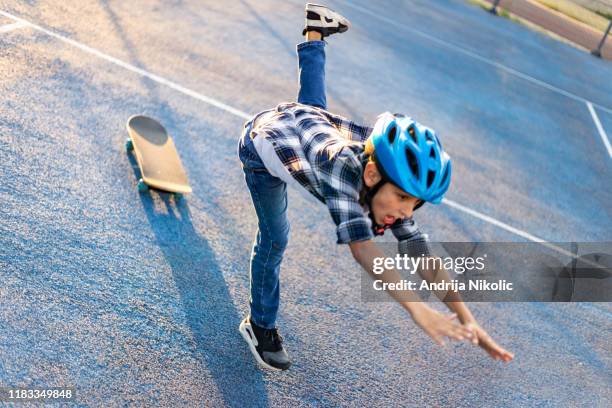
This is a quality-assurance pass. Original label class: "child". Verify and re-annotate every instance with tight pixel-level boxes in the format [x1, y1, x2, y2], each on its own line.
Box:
[237, 3, 514, 371]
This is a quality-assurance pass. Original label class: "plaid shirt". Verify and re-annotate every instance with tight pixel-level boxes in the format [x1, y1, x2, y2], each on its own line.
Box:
[246, 102, 427, 246]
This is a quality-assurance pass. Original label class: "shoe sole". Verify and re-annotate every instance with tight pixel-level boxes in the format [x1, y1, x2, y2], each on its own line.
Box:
[305, 3, 351, 30]
[238, 318, 284, 372]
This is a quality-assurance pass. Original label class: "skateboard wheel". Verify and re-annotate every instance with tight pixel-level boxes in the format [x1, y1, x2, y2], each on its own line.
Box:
[137, 179, 149, 192]
[125, 138, 134, 152]
[174, 193, 183, 201]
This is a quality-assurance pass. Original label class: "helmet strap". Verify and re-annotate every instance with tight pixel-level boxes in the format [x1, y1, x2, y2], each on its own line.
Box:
[360, 151, 393, 235]
[364, 179, 385, 207]
[363, 179, 387, 236]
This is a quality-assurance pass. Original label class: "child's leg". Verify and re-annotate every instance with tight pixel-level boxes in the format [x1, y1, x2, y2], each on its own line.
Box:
[296, 34, 328, 109]
[297, 4, 350, 108]
[243, 166, 290, 330]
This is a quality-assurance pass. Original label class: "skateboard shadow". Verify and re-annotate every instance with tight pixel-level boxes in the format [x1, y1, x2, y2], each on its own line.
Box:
[127, 154, 271, 407]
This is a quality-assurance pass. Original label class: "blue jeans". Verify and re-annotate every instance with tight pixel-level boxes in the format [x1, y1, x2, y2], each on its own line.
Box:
[237, 41, 327, 329]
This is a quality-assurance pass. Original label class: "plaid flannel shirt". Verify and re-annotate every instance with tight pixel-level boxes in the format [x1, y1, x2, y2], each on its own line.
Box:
[246, 102, 428, 247]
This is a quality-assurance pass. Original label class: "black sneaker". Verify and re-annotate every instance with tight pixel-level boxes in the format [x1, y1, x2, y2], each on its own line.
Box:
[239, 316, 292, 371]
[302, 3, 351, 38]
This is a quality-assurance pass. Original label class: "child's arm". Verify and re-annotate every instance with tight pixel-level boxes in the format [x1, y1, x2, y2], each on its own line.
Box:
[348, 239, 474, 346]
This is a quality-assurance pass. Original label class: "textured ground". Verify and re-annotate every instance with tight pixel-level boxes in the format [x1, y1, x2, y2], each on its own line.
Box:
[1, 0, 611, 407]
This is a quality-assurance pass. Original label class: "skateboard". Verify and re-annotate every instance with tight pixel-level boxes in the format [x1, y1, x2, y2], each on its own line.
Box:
[125, 115, 192, 197]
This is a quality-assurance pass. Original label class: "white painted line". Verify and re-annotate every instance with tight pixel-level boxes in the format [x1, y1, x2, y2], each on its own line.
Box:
[336, 0, 612, 116]
[443, 198, 546, 243]
[586, 102, 612, 158]
[0, 10, 601, 261]
[0, 10, 251, 121]
[0, 21, 26, 34]
[442, 199, 602, 266]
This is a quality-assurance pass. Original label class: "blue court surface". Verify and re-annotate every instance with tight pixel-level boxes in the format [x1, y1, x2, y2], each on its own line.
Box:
[1, 0, 611, 406]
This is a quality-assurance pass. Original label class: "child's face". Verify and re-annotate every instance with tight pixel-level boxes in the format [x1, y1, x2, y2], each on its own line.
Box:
[363, 162, 422, 226]
[370, 182, 421, 226]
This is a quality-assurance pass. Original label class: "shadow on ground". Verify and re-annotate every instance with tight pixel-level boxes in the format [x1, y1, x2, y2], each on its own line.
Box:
[126, 152, 270, 407]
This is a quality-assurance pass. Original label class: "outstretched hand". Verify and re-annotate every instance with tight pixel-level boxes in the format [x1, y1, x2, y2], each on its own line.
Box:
[408, 305, 514, 362]
[410, 305, 475, 347]
[463, 320, 514, 362]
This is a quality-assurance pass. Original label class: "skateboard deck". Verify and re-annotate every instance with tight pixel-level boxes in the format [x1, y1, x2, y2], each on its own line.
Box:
[125, 115, 192, 194]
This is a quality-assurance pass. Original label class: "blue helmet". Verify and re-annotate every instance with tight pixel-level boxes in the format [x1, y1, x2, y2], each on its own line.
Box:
[370, 112, 451, 204]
